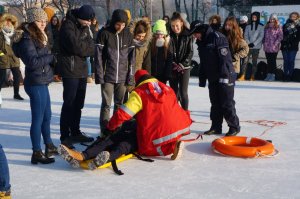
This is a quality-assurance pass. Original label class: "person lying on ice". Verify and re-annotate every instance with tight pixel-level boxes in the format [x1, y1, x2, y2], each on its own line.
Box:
[58, 70, 192, 170]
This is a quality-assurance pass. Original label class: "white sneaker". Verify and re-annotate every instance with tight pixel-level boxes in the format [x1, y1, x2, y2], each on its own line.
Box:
[264, 73, 271, 81]
[268, 73, 275, 81]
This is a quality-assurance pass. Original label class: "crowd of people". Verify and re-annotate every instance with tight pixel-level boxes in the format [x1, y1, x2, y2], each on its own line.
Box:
[0, 4, 300, 198]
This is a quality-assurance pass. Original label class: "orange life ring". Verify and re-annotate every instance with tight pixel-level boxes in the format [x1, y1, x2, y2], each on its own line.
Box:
[212, 136, 275, 158]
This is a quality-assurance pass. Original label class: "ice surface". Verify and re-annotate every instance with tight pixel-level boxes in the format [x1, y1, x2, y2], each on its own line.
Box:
[0, 78, 300, 199]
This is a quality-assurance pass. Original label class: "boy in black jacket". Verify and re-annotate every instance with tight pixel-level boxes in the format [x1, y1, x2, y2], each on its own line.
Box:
[94, 9, 135, 132]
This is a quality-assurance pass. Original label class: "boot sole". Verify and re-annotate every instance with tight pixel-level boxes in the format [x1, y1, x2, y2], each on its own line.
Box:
[171, 141, 184, 160]
[58, 145, 81, 168]
[88, 151, 110, 170]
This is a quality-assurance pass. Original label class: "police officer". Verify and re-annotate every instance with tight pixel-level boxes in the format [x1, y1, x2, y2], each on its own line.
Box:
[190, 21, 240, 136]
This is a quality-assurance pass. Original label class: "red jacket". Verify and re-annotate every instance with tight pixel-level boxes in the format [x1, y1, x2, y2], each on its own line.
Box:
[107, 78, 192, 156]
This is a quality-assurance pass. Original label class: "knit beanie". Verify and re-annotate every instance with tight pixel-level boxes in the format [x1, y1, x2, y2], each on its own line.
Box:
[26, 7, 48, 23]
[269, 13, 278, 20]
[153, 19, 167, 35]
[77, 5, 95, 20]
[111, 9, 129, 26]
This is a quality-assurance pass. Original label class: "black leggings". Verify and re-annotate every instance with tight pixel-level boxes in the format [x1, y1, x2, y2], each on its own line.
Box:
[0, 68, 22, 95]
[169, 69, 190, 110]
[265, 52, 278, 74]
[83, 121, 138, 161]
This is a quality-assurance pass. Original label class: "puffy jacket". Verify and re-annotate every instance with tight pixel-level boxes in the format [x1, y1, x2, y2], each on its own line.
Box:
[263, 24, 283, 53]
[232, 39, 249, 73]
[107, 78, 192, 156]
[12, 29, 53, 86]
[169, 29, 193, 72]
[0, 14, 20, 69]
[129, 18, 152, 72]
[196, 27, 236, 87]
[281, 19, 300, 51]
[244, 12, 264, 49]
[58, 9, 95, 78]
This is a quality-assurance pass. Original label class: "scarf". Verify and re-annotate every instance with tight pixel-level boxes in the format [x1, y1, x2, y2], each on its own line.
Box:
[2, 27, 14, 45]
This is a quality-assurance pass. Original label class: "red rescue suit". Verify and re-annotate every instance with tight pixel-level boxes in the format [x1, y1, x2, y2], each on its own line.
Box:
[107, 78, 192, 156]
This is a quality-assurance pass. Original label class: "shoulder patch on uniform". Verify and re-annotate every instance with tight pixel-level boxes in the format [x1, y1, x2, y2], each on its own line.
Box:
[220, 48, 228, 56]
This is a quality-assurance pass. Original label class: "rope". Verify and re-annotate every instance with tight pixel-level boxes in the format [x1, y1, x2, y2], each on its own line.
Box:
[255, 149, 280, 158]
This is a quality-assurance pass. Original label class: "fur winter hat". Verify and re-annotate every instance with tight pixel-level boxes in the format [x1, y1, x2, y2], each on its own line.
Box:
[153, 20, 167, 35]
[26, 7, 48, 23]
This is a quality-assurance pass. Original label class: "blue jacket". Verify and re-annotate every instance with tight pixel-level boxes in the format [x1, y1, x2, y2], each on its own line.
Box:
[12, 29, 54, 86]
[196, 27, 236, 87]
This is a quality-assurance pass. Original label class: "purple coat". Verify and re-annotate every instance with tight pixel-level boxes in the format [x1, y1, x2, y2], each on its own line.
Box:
[263, 25, 283, 53]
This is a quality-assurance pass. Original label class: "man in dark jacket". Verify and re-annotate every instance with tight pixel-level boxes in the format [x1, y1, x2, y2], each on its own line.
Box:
[59, 5, 96, 148]
[190, 21, 240, 136]
[94, 9, 135, 132]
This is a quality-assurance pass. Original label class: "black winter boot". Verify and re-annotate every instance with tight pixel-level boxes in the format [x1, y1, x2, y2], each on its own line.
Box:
[31, 150, 55, 164]
[13, 94, 24, 100]
[71, 131, 94, 143]
[45, 143, 59, 157]
[225, 127, 240, 136]
[204, 128, 222, 135]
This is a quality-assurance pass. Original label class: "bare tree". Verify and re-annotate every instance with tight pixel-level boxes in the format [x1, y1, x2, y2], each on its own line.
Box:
[183, 0, 190, 22]
[137, 0, 149, 17]
[7, 0, 51, 20]
[52, 0, 81, 17]
[198, 0, 212, 22]
[174, 0, 181, 12]
[162, 0, 166, 17]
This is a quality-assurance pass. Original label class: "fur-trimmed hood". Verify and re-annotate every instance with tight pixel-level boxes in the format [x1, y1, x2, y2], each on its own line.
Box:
[129, 18, 152, 47]
[0, 13, 18, 30]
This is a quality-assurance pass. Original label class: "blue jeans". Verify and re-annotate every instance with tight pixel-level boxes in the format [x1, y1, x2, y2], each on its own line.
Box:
[282, 50, 298, 77]
[0, 144, 10, 192]
[24, 85, 53, 151]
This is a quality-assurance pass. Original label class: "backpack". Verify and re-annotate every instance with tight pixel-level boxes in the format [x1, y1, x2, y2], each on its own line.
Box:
[292, 69, 300, 82]
[255, 61, 268, 80]
[275, 64, 284, 81]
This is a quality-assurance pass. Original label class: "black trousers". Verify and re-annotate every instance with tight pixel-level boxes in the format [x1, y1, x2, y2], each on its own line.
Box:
[265, 52, 278, 74]
[169, 69, 190, 110]
[208, 82, 240, 131]
[0, 68, 22, 95]
[60, 78, 87, 141]
[83, 121, 138, 161]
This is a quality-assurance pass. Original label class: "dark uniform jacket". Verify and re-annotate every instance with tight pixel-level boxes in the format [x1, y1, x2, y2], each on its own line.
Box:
[58, 9, 95, 78]
[196, 27, 236, 87]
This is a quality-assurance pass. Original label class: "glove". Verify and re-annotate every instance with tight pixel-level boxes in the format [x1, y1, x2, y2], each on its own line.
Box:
[172, 62, 184, 74]
[126, 85, 135, 93]
[248, 43, 254, 48]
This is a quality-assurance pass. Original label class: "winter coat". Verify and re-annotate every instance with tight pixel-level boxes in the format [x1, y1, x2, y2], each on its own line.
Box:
[0, 14, 20, 69]
[151, 36, 172, 81]
[244, 12, 264, 49]
[46, 23, 60, 54]
[58, 9, 95, 78]
[12, 28, 54, 86]
[129, 18, 152, 72]
[169, 28, 193, 73]
[281, 19, 300, 51]
[94, 10, 135, 85]
[107, 77, 192, 156]
[263, 24, 283, 53]
[232, 39, 249, 73]
[196, 27, 236, 87]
